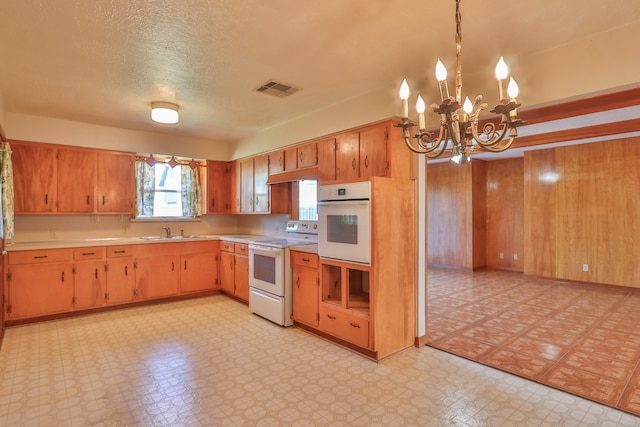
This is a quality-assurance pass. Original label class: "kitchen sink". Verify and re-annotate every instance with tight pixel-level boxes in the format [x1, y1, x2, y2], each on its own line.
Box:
[139, 235, 213, 240]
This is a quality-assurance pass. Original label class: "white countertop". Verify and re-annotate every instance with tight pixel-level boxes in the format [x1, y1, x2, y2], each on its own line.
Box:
[3, 234, 269, 252]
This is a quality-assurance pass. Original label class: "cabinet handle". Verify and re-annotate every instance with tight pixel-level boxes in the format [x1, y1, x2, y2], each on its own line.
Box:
[102, 196, 106, 205]
[296, 277, 300, 288]
[350, 322, 361, 329]
[124, 266, 128, 276]
[95, 268, 98, 279]
[184, 260, 187, 270]
[61, 272, 65, 282]
[34, 255, 48, 259]
[302, 258, 310, 263]
[299, 152, 303, 163]
[86, 195, 91, 205]
[82, 252, 95, 256]
[212, 198, 216, 208]
[351, 158, 356, 170]
[364, 156, 369, 168]
[45, 194, 49, 205]
[171, 262, 175, 271]
[114, 250, 126, 254]
[327, 314, 336, 320]
[279, 156, 283, 167]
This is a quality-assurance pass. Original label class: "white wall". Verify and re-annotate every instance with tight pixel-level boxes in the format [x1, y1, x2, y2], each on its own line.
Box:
[5, 112, 230, 161]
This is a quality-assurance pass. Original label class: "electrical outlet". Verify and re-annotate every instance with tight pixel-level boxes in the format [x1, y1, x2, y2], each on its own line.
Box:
[513, 253, 518, 260]
[499, 253, 504, 259]
[582, 263, 589, 272]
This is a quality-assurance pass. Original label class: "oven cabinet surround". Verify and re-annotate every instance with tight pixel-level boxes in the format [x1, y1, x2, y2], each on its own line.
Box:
[291, 251, 319, 328]
[11, 140, 135, 214]
[219, 241, 250, 302]
[294, 177, 417, 360]
[4, 241, 219, 322]
[316, 120, 413, 184]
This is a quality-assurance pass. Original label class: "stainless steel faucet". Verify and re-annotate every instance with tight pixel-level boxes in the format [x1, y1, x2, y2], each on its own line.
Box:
[162, 226, 171, 238]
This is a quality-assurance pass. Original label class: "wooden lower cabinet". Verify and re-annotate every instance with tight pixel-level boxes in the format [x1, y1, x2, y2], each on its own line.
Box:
[319, 305, 369, 349]
[219, 241, 249, 302]
[180, 241, 219, 293]
[291, 251, 319, 327]
[4, 240, 221, 321]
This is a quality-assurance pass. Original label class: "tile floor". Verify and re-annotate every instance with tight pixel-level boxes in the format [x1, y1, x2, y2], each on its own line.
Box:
[427, 267, 640, 419]
[0, 294, 639, 426]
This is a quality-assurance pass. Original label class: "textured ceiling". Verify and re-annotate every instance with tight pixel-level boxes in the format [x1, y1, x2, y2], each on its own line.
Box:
[1, 0, 639, 143]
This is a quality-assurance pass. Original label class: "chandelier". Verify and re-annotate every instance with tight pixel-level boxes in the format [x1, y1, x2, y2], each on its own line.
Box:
[396, 0, 524, 164]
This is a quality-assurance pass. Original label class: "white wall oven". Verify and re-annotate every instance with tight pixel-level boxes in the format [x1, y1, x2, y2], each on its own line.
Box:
[318, 181, 371, 265]
[248, 221, 317, 327]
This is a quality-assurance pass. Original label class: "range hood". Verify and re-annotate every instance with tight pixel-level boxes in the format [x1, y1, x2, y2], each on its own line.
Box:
[266, 166, 318, 184]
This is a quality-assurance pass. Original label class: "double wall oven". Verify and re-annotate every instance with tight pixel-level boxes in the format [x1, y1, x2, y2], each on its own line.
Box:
[248, 221, 317, 326]
[317, 181, 371, 265]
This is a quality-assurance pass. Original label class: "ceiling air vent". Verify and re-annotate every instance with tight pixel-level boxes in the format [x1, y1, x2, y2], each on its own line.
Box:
[253, 80, 301, 98]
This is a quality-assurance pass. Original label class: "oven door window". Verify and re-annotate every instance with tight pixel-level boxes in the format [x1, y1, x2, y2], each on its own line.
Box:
[253, 254, 276, 284]
[327, 215, 358, 244]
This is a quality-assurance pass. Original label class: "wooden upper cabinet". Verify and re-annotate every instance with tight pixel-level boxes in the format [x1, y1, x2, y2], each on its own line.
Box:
[253, 154, 270, 213]
[284, 147, 297, 171]
[335, 132, 360, 182]
[297, 142, 317, 169]
[56, 148, 97, 213]
[230, 161, 241, 213]
[240, 158, 254, 213]
[359, 123, 388, 179]
[97, 151, 135, 213]
[317, 137, 337, 182]
[268, 151, 285, 174]
[207, 160, 231, 213]
[12, 141, 58, 213]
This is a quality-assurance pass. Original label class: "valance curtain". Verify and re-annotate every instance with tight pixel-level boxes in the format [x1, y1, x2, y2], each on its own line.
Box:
[0, 141, 14, 239]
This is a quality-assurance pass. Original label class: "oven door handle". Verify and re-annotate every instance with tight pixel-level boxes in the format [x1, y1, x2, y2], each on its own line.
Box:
[249, 246, 282, 256]
[317, 200, 369, 206]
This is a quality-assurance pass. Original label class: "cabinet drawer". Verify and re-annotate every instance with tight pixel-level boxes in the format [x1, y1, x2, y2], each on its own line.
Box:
[235, 243, 248, 255]
[107, 246, 133, 258]
[319, 306, 369, 349]
[73, 247, 106, 260]
[291, 251, 318, 268]
[9, 248, 73, 265]
[221, 241, 234, 252]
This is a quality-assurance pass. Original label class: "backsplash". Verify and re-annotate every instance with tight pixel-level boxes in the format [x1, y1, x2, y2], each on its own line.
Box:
[7, 214, 291, 243]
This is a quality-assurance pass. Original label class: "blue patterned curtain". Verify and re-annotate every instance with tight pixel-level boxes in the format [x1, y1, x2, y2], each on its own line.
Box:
[181, 165, 202, 217]
[135, 161, 155, 217]
[0, 141, 14, 239]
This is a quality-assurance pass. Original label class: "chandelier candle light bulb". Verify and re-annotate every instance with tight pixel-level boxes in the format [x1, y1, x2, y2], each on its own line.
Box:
[435, 59, 450, 100]
[399, 79, 410, 118]
[495, 56, 509, 100]
[416, 95, 426, 130]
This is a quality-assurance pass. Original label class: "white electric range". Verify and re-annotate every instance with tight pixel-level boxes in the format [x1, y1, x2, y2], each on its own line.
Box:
[248, 221, 317, 326]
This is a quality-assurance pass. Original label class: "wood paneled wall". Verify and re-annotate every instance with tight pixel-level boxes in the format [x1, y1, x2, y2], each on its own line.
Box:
[524, 137, 640, 287]
[427, 161, 486, 269]
[486, 158, 524, 271]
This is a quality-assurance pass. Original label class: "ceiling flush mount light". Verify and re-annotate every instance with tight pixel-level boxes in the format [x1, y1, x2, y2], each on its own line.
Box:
[151, 102, 179, 124]
[396, 0, 524, 164]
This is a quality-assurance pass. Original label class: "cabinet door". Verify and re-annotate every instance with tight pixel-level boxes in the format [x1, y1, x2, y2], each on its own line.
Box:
[293, 266, 319, 327]
[135, 255, 179, 299]
[12, 142, 57, 213]
[73, 260, 105, 309]
[297, 142, 317, 169]
[7, 263, 74, 318]
[359, 124, 388, 178]
[317, 138, 336, 183]
[240, 158, 254, 213]
[180, 252, 217, 293]
[230, 161, 242, 213]
[268, 151, 285, 174]
[97, 151, 135, 213]
[335, 132, 360, 182]
[57, 148, 97, 213]
[284, 148, 297, 171]
[253, 155, 269, 213]
[106, 257, 135, 304]
[234, 254, 249, 301]
[219, 251, 235, 294]
[207, 160, 231, 213]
